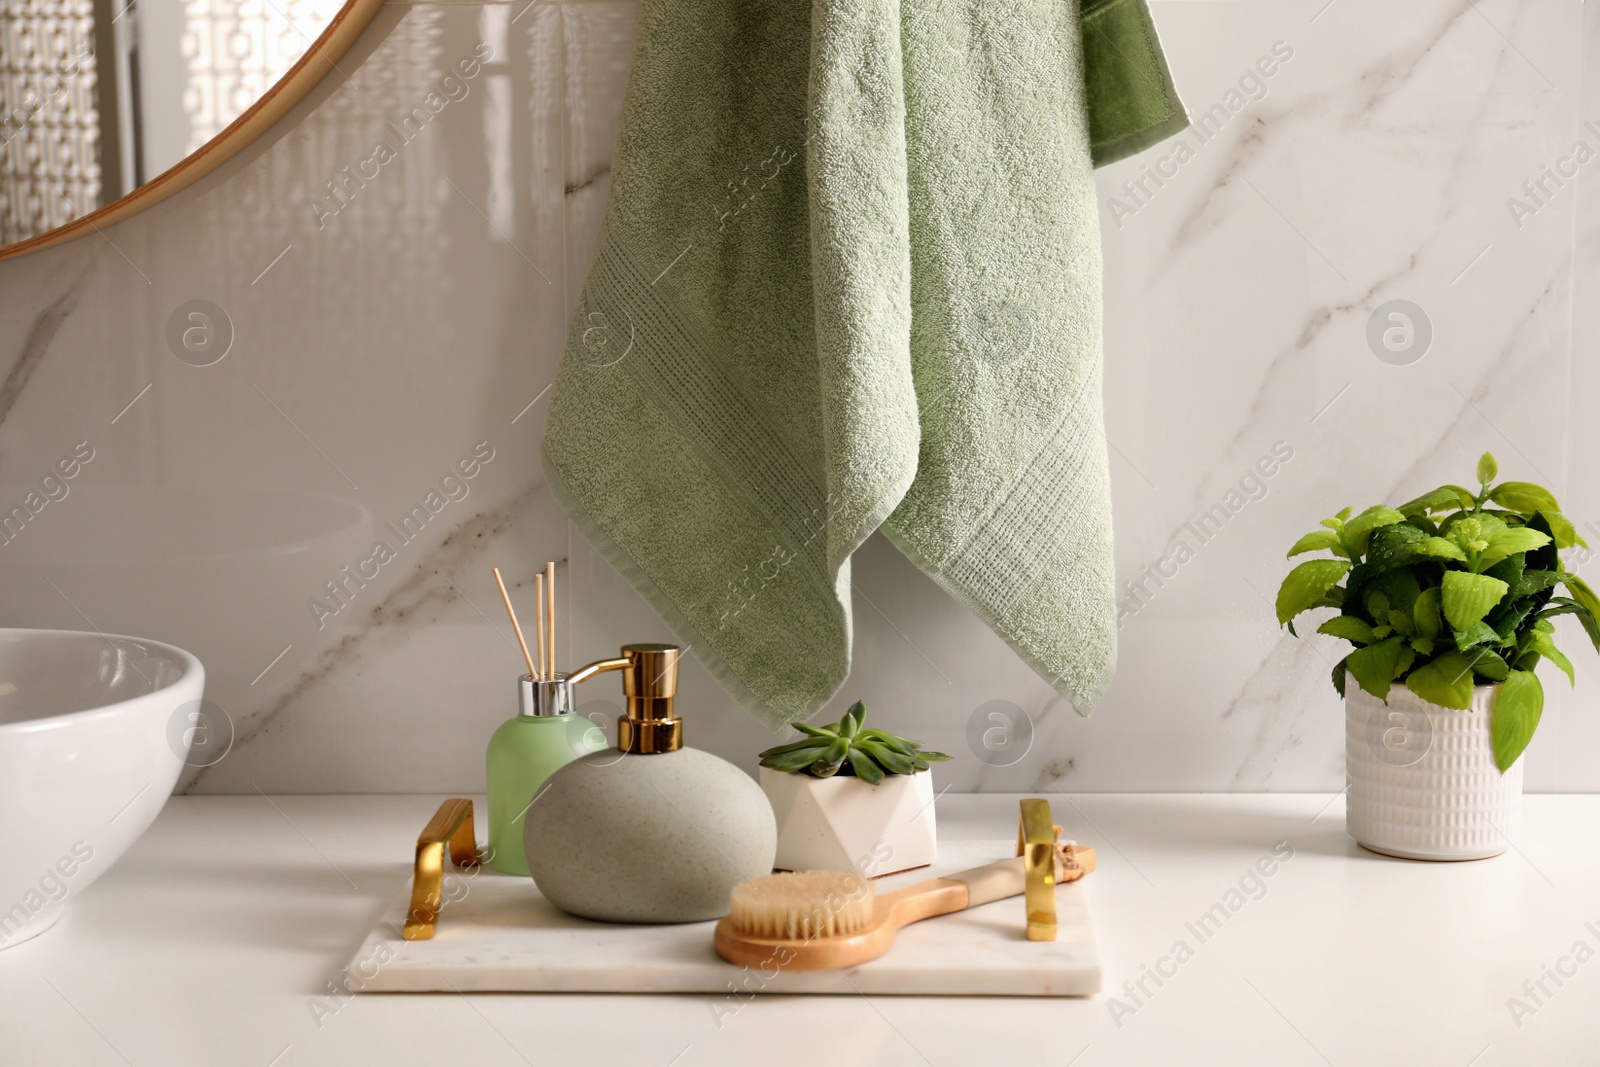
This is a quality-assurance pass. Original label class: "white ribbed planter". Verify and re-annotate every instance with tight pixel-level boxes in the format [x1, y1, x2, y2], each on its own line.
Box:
[1345, 675, 1522, 860]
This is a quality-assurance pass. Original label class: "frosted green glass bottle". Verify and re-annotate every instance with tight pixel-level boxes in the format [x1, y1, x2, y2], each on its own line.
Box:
[486, 674, 607, 875]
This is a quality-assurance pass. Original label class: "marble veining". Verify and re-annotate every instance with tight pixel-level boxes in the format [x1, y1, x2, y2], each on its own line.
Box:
[0, 0, 1595, 794]
[0, 267, 89, 430]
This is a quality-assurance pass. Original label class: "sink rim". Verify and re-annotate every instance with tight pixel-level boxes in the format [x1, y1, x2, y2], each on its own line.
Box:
[0, 627, 205, 734]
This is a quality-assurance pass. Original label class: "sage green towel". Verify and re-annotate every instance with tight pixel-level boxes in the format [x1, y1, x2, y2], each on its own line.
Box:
[544, 0, 1186, 728]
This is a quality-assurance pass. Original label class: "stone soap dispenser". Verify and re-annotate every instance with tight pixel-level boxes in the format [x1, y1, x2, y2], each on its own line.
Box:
[525, 644, 777, 923]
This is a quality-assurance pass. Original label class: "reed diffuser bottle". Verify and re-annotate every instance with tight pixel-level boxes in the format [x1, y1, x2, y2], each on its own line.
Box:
[485, 564, 606, 875]
[523, 644, 777, 923]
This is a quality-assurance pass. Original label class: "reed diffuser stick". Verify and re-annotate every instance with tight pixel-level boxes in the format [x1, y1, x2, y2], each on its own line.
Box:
[534, 573, 547, 681]
[546, 561, 556, 675]
[492, 567, 538, 680]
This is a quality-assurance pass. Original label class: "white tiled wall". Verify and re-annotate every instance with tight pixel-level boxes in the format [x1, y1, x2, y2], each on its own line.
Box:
[0, 0, 1595, 794]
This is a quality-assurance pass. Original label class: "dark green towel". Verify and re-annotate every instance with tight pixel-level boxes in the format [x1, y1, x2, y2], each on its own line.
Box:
[1083, 0, 1189, 167]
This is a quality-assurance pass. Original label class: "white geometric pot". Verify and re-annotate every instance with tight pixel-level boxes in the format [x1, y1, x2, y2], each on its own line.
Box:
[758, 767, 937, 877]
[1345, 676, 1522, 861]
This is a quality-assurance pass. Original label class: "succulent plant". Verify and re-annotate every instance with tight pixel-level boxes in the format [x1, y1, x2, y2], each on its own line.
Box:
[757, 701, 951, 784]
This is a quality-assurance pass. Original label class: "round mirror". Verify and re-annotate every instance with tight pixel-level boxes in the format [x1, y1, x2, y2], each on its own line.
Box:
[0, 0, 383, 259]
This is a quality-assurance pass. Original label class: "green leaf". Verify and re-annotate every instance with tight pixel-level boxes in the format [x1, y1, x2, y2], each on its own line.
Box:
[1441, 571, 1510, 631]
[1276, 559, 1351, 626]
[792, 723, 839, 739]
[1491, 599, 1537, 643]
[1529, 630, 1575, 687]
[1332, 657, 1349, 698]
[1368, 569, 1422, 619]
[1488, 481, 1560, 516]
[1287, 530, 1346, 558]
[1406, 513, 1441, 536]
[1563, 573, 1600, 621]
[1468, 648, 1510, 682]
[1540, 510, 1584, 550]
[1478, 527, 1552, 572]
[1444, 513, 1503, 560]
[758, 736, 831, 759]
[841, 701, 865, 739]
[1317, 616, 1375, 645]
[759, 746, 831, 771]
[766, 744, 833, 768]
[1513, 569, 1562, 598]
[1362, 524, 1427, 572]
[1560, 577, 1600, 655]
[1345, 637, 1407, 700]
[1492, 670, 1544, 772]
[1398, 485, 1475, 517]
[1524, 511, 1562, 572]
[810, 736, 850, 776]
[1404, 651, 1477, 710]
[1484, 553, 1525, 598]
[1533, 599, 1599, 652]
[860, 729, 915, 755]
[1417, 537, 1467, 562]
[1410, 637, 1435, 656]
[1392, 644, 1416, 679]
[1477, 452, 1499, 486]
[1335, 506, 1354, 522]
[1387, 609, 1415, 637]
[848, 747, 886, 784]
[1343, 506, 1408, 558]
[1452, 620, 1501, 652]
[1413, 587, 1442, 641]
[856, 739, 915, 775]
[1358, 524, 1465, 573]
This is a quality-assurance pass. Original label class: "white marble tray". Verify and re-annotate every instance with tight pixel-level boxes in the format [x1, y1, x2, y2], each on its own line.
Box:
[348, 840, 1100, 996]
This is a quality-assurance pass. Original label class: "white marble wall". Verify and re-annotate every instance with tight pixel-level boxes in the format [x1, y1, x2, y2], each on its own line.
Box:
[0, 0, 1595, 794]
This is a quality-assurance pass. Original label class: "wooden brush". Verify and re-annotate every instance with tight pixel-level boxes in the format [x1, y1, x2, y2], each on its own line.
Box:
[713, 846, 1095, 971]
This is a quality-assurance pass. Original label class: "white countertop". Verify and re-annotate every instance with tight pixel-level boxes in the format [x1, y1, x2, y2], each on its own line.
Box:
[1, 793, 1595, 1066]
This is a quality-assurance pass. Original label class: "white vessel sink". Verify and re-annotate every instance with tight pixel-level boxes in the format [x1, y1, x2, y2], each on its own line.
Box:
[0, 629, 203, 949]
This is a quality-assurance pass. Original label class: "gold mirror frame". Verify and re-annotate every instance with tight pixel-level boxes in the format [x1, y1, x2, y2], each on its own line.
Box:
[0, 0, 386, 263]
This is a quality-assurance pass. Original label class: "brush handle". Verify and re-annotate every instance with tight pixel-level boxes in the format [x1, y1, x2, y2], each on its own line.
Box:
[945, 856, 1030, 908]
[935, 846, 1099, 910]
[874, 859, 1028, 928]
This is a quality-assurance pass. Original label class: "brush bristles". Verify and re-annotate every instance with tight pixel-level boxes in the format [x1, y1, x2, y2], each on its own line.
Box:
[728, 870, 874, 940]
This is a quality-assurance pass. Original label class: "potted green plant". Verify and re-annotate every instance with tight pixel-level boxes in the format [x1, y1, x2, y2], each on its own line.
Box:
[757, 701, 951, 876]
[1276, 453, 1600, 860]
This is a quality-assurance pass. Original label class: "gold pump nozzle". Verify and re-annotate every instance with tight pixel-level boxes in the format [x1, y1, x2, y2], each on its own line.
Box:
[567, 643, 683, 754]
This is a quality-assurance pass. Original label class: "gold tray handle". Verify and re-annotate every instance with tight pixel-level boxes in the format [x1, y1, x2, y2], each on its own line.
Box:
[1016, 798, 1058, 941]
[1014, 798, 1096, 941]
[403, 798, 479, 941]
